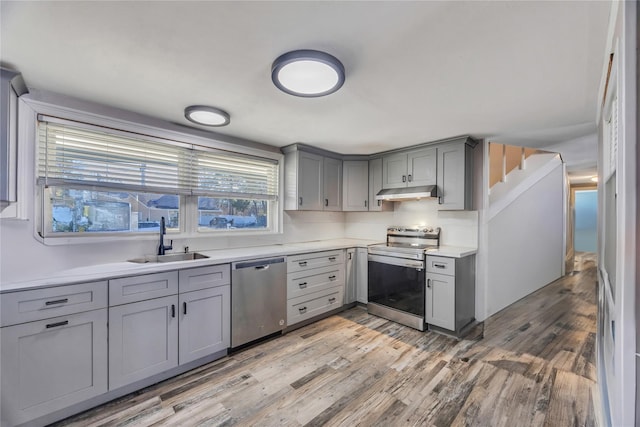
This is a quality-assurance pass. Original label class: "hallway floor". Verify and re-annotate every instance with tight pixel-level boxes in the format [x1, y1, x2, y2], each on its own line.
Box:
[56, 254, 598, 426]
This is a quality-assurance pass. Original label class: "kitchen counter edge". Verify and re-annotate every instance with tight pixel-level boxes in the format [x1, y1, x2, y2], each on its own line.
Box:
[1, 239, 383, 293]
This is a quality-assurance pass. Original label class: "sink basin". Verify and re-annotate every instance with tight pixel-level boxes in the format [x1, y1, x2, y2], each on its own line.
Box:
[128, 252, 209, 264]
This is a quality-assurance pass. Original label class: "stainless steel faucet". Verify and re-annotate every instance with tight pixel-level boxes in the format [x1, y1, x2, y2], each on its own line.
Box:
[158, 216, 173, 255]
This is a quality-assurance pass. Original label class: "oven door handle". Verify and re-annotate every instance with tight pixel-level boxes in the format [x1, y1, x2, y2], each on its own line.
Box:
[368, 254, 424, 269]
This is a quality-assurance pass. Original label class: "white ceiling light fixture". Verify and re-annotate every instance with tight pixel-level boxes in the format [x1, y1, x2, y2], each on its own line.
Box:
[272, 49, 345, 97]
[184, 105, 230, 127]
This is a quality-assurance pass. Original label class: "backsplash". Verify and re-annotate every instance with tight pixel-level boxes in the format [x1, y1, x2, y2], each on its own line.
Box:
[344, 199, 478, 247]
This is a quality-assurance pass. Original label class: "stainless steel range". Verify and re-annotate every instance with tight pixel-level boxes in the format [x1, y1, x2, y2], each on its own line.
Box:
[367, 226, 440, 331]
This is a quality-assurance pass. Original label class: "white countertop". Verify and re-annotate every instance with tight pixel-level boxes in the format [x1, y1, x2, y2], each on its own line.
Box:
[1, 239, 477, 293]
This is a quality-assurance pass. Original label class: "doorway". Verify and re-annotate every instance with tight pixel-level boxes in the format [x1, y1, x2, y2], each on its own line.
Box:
[574, 189, 597, 252]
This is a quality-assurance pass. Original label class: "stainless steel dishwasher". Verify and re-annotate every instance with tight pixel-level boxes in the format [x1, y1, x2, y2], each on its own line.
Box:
[231, 257, 287, 348]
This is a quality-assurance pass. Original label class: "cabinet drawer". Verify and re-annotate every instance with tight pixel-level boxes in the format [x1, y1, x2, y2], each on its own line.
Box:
[109, 271, 178, 306]
[287, 265, 343, 299]
[1, 281, 108, 327]
[287, 250, 344, 273]
[287, 286, 344, 326]
[179, 264, 230, 293]
[426, 256, 455, 276]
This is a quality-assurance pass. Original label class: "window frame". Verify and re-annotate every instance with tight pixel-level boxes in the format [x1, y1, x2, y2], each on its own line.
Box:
[27, 98, 283, 244]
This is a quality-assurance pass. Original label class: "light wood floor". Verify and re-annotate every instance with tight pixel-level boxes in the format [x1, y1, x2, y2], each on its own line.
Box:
[55, 253, 597, 427]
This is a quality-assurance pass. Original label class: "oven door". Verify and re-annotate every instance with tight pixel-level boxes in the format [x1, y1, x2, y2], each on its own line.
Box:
[368, 254, 425, 318]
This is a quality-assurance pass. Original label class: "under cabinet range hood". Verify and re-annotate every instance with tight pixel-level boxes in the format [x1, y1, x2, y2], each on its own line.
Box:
[375, 185, 439, 202]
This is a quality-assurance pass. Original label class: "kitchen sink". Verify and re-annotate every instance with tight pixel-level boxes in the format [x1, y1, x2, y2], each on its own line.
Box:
[128, 252, 209, 263]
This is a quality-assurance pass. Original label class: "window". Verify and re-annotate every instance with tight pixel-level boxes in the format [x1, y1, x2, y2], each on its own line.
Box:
[37, 116, 279, 238]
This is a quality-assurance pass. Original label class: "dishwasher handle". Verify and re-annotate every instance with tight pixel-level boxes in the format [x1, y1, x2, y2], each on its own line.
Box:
[233, 257, 285, 270]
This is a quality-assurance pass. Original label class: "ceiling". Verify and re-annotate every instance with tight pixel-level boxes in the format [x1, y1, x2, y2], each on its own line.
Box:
[1, 1, 610, 176]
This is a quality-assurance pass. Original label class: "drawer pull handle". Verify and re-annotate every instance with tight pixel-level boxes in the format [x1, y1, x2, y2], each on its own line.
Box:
[299, 261, 307, 267]
[183, 302, 187, 315]
[298, 306, 307, 314]
[46, 320, 69, 329]
[45, 298, 69, 306]
[329, 297, 336, 303]
[299, 282, 307, 288]
[434, 264, 446, 269]
[329, 275, 337, 281]
[328, 257, 336, 261]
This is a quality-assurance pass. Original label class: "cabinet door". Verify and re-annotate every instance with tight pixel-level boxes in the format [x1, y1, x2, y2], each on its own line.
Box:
[344, 249, 357, 304]
[382, 153, 408, 189]
[323, 157, 342, 211]
[355, 247, 368, 304]
[437, 142, 470, 210]
[342, 161, 369, 211]
[368, 158, 384, 211]
[298, 151, 323, 210]
[179, 285, 230, 364]
[426, 273, 455, 330]
[0, 309, 107, 426]
[109, 295, 178, 389]
[408, 147, 437, 186]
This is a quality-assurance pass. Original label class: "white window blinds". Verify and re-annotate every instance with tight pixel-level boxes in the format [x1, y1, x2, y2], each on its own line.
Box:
[38, 117, 279, 199]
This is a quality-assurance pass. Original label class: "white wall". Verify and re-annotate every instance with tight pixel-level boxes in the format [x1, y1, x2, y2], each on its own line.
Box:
[486, 163, 564, 317]
[344, 200, 478, 247]
[0, 211, 346, 285]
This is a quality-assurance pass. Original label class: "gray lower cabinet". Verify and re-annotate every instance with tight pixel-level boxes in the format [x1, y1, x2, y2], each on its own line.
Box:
[179, 285, 230, 364]
[425, 255, 475, 334]
[286, 250, 345, 326]
[0, 282, 108, 427]
[108, 295, 179, 389]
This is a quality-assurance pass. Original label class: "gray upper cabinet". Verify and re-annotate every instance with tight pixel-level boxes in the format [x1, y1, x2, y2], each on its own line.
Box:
[1, 68, 27, 211]
[283, 145, 342, 211]
[342, 160, 369, 211]
[382, 147, 437, 189]
[436, 140, 475, 210]
[323, 157, 342, 211]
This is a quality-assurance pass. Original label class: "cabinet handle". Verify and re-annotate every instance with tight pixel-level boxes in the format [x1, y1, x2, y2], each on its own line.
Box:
[299, 282, 307, 288]
[434, 264, 446, 269]
[299, 261, 307, 267]
[438, 196, 443, 205]
[46, 320, 69, 329]
[45, 298, 68, 306]
[298, 306, 307, 314]
[183, 302, 187, 315]
[427, 279, 431, 288]
[329, 275, 337, 281]
[171, 304, 176, 318]
[328, 256, 336, 261]
[299, 197, 303, 206]
[364, 200, 368, 208]
[255, 265, 269, 270]
[348, 252, 353, 260]
[378, 200, 381, 207]
[325, 199, 329, 207]
[408, 174, 412, 182]
[402, 175, 407, 183]
[329, 297, 336, 303]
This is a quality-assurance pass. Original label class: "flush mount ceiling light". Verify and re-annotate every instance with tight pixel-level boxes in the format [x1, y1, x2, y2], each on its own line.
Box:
[271, 49, 345, 97]
[184, 106, 230, 127]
